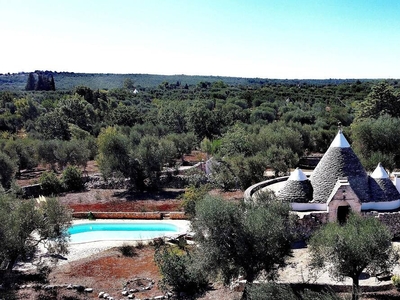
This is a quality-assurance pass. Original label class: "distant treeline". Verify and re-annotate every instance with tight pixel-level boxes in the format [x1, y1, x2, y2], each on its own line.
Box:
[0, 70, 399, 192]
[0, 71, 388, 91]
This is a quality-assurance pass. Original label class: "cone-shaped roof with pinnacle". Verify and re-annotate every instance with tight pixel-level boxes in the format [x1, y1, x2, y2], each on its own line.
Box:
[310, 130, 370, 203]
[278, 168, 313, 203]
[369, 163, 400, 202]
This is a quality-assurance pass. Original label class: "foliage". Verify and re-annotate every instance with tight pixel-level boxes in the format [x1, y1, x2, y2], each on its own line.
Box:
[392, 274, 400, 289]
[135, 135, 177, 189]
[37, 139, 90, 171]
[61, 165, 84, 191]
[154, 245, 209, 295]
[0, 151, 17, 190]
[351, 115, 400, 171]
[39, 171, 63, 195]
[166, 132, 196, 160]
[58, 95, 95, 132]
[208, 159, 238, 191]
[96, 126, 130, 180]
[106, 104, 141, 127]
[2, 75, 398, 189]
[35, 110, 71, 140]
[192, 194, 293, 298]
[211, 154, 267, 190]
[0, 195, 72, 270]
[3, 138, 38, 174]
[181, 184, 210, 218]
[355, 82, 400, 120]
[219, 124, 252, 157]
[265, 145, 299, 177]
[185, 100, 218, 140]
[309, 213, 398, 300]
[157, 101, 187, 133]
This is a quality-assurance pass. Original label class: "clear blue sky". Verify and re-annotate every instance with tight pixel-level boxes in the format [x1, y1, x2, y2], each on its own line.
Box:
[1, 0, 400, 79]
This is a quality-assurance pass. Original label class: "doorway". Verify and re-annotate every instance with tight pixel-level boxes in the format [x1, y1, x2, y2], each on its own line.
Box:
[337, 205, 350, 224]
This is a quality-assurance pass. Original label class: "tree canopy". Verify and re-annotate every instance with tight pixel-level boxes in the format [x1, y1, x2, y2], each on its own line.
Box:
[0, 195, 72, 270]
[309, 213, 398, 300]
[192, 193, 293, 299]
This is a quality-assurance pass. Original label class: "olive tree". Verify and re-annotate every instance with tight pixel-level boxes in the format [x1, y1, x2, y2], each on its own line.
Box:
[0, 195, 72, 270]
[192, 193, 293, 299]
[351, 115, 400, 172]
[154, 245, 209, 296]
[309, 213, 398, 300]
[0, 151, 17, 190]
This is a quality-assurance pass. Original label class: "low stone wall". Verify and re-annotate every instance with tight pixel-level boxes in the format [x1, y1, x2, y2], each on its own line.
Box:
[72, 211, 187, 220]
[244, 176, 289, 200]
[292, 212, 328, 240]
[72, 212, 162, 219]
[21, 184, 41, 198]
[363, 211, 400, 239]
[168, 212, 188, 219]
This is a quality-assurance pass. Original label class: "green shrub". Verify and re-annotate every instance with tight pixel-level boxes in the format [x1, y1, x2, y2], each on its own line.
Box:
[62, 165, 84, 191]
[154, 246, 209, 295]
[392, 274, 400, 288]
[181, 184, 209, 218]
[39, 171, 62, 195]
[87, 211, 95, 220]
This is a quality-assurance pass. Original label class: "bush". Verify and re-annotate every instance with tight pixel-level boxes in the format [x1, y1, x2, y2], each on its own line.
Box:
[154, 246, 209, 295]
[0, 151, 17, 190]
[39, 171, 62, 195]
[62, 165, 84, 191]
[392, 274, 400, 289]
[181, 184, 210, 218]
[119, 243, 137, 257]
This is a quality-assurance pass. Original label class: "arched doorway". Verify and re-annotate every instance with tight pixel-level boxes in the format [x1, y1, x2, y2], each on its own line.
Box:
[337, 205, 350, 224]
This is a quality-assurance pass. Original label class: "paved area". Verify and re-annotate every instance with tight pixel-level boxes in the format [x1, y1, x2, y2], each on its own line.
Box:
[278, 244, 400, 289]
[15, 220, 190, 270]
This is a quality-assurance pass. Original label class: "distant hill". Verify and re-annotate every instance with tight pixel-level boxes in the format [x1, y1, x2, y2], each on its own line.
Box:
[0, 71, 379, 91]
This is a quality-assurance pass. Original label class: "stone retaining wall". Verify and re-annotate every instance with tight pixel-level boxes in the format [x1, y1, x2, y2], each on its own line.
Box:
[72, 211, 187, 220]
[363, 211, 400, 239]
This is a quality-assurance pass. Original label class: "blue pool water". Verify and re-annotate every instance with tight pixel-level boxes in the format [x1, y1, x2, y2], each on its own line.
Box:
[68, 222, 179, 243]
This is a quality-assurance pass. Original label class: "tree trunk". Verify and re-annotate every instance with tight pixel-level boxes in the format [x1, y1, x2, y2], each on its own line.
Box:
[6, 256, 18, 271]
[241, 274, 255, 300]
[241, 282, 251, 300]
[352, 275, 360, 300]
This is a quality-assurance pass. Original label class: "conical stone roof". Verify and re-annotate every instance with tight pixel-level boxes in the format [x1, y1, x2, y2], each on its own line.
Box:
[310, 130, 370, 203]
[278, 168, 313, 203]
[369, 163, 400, 202]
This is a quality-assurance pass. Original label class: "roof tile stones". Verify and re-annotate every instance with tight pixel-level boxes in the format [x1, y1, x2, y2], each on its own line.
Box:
[278, 168, 312, 203]
[278, 130, 400, 205]
[309, 130, 370, 203]
[369, 163, 400, 202]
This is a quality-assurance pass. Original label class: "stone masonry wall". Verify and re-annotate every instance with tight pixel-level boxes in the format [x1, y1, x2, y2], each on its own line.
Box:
[363, 211, 400, 239]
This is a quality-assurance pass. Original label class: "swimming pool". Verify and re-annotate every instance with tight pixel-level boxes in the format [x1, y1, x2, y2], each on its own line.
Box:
[68, 221, 186, 244]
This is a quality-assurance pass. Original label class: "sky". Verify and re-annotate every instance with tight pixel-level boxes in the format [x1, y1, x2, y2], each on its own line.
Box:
[1, 0, 400, 79]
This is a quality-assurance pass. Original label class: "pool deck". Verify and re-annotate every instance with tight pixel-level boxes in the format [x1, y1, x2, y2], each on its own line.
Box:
[15, 219, 191, 270]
